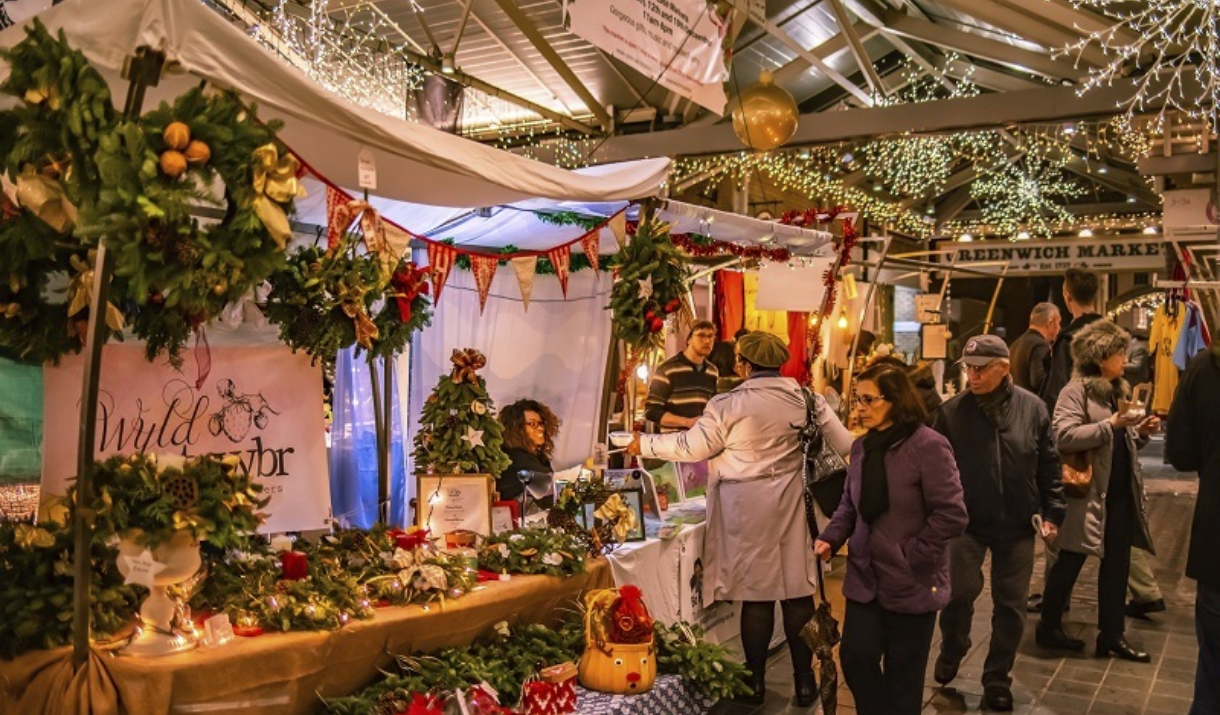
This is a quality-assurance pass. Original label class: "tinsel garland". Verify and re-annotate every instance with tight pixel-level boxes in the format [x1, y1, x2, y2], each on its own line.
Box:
[667, 231, 789, 262]
[796, 206, 860, 362]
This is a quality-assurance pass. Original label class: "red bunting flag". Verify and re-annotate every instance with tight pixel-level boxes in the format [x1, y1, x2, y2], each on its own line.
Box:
[547, 245, 571, 298]
[579, 229, 600, 274]
[426, 242, 458, 305]
[470, 253, 499, 314]
[326, 185, 353, 249]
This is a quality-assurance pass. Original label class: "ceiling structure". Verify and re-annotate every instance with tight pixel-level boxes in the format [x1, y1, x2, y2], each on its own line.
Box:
[208, 0, 1218, 240]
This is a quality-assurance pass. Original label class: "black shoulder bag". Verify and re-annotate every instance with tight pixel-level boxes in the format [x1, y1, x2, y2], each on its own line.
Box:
[796, 389, 849, 530]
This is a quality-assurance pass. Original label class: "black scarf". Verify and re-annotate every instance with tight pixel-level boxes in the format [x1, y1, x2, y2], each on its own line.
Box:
[974, 376, 1013, 427]
[859, 423, 916, 524]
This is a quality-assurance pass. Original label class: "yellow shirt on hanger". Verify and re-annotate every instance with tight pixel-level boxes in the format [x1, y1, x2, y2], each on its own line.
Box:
[1149, 303, 1183, 414]
[742, 272, 789, 343]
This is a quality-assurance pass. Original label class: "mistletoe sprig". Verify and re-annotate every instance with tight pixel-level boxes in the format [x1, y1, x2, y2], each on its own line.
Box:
[607, 217, 690, 350]
[479, 529, 588, 577]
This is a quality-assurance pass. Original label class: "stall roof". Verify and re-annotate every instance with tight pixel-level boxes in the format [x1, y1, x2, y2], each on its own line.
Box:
[0, 0, 670, 207]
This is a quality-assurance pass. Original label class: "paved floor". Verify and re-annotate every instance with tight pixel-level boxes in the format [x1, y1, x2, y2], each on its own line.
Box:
[712, 437, 1201, 714]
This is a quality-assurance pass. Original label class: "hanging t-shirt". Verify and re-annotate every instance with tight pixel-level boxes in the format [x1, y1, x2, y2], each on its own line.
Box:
[1150, 303, 1184, 413]
[1173, 301, 1208, 370]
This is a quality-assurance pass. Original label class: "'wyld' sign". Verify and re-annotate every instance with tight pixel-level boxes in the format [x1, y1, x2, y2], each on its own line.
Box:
[43, 344, 330, 533]
[933, 236, 1203, 276]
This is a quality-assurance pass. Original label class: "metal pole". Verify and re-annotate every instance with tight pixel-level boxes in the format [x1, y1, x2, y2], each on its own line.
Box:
[982, 264, 1011, 334]
[72, 46, 164, 670]
[842, 235, 893, 413]
[381, 356, 393, 523]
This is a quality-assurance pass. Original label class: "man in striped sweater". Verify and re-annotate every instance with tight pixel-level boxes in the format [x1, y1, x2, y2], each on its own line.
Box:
[644, 320, 719, 432]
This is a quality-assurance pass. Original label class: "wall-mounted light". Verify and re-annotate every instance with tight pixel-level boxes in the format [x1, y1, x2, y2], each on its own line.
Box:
[837, 310, 848, 330]
[958, 233, 973, 242]
[1016, 231, 1031, 240]
[1078, 228, 1094, 238]
[441, 53, 456, 75]
[1142, 225, 1158, 235]
[635, 364, 650, 381]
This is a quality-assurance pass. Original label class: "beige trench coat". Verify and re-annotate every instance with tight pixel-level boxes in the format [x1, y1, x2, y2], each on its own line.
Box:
[640, 376, 852, 603]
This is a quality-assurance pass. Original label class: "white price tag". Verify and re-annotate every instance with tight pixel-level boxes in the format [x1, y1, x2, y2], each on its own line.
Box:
[357, 148, 377, 190]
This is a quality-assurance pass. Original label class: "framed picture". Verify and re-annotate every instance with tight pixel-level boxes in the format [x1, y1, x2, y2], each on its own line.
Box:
[491, 500, 520, 534]
[416, 474, 494, 537]
[616, 488, 647, 542]
[675, 460, 708, 500]
[921, 323, 949, 360]
[577, 502, 597, 530]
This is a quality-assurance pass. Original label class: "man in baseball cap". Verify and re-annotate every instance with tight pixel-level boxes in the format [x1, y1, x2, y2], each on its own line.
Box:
[930, 334, 1066, 711]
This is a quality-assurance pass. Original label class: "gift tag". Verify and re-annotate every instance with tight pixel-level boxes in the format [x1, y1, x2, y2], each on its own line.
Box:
[358, 148, 377, 190]
[122, 548, 168, 588]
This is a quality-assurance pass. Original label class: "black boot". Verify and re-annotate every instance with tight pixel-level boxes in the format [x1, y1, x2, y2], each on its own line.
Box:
[734, 670, 765, 705]
[1096, 634, 1151, 663]
[794, 672, 816, 708]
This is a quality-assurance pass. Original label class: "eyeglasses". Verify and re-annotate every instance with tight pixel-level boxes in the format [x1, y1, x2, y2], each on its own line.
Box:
[524, 420, 544, 429]
[964, 361, 999, 374]
[852, 394, 888, 407]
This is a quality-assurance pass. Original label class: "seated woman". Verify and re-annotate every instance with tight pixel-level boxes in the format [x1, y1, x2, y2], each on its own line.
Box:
[497, 399, 559, 509]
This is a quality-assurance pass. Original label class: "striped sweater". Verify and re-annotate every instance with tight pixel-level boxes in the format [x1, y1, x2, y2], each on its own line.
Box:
[644, 352, 719, 430]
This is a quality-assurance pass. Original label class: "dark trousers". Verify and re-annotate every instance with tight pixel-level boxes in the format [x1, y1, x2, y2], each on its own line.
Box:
[739, 598, 816, 681]
[938, 533, 1035, 687]
[1191, 582, 1220, 715]
[841, 599, 936, 715]
[1041, 477, 1135, 637]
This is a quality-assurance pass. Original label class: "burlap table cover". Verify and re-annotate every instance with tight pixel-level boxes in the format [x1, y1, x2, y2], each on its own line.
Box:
[1, 559, 612, 715]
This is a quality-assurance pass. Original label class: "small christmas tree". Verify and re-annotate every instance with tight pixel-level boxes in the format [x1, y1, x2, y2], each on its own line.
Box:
[412, 348, 511, 476]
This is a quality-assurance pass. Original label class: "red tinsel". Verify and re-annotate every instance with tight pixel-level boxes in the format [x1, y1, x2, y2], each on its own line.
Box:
[624, 221, 789, 261]
[279, 551, 308, 581]
[397, 693, 444, 715]
[391, 262, 431, 323]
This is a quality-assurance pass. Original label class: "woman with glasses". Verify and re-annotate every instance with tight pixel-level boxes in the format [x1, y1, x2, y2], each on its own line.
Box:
[627, 332, 852, 708]
[497, 399, 560, 508]
[814, 364, 967, 715]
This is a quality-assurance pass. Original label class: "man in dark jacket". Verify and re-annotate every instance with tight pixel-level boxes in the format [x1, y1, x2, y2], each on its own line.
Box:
[1165, 346, 1220, 715]
[1042, 268, 1102, 415]
[932, 335, 1066, 712]
[1010, 302, 1060, 395]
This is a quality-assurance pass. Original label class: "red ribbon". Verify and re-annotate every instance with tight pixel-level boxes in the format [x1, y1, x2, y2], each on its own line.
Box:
[391, 262, 431, 323]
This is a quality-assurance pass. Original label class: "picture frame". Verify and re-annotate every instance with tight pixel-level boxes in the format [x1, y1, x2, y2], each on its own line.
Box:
[416, 474, 494, 537]
[616, 488, 647, 542]
[491, 500, 520, 534]
[921, 323, 949, 360]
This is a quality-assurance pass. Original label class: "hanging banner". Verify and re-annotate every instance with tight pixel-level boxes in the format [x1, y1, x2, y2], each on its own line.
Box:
[548, 245, 572, 298]
[510, 256, 538, 311]
[42, 344, 330, 533]
[427, 241, 459, 303]
[566, 0, 730, 113]
[580, 230, 601, 273]
[470, 253, 499, 313]
[933, 235, 1211, 276]
[1163, 188, 1219, 229]
[755, 258, 835, 312]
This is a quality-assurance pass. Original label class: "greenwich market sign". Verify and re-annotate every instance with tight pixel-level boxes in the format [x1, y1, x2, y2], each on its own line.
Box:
[932, 236, 1201, 276]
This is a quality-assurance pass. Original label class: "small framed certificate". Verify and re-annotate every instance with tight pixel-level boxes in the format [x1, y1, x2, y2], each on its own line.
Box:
[416, 474, 494, 537]
[921, 323, 949, 360]
[491, 500, 520, 534]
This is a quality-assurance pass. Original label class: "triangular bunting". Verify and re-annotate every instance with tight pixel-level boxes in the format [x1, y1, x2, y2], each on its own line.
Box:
[384, 224, 412, 261]
[547, 245, 571, 298]
[608, 211, 627, 249]
[470, 254, 499, 314]
[326, 185, 354, 249]
[510, 256, 538, 312]
[426, 241, 459, 305]
[579, 229, 600, 274]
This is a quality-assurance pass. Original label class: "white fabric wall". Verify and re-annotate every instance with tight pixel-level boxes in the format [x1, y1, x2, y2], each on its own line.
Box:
[407, 265, 613, 497]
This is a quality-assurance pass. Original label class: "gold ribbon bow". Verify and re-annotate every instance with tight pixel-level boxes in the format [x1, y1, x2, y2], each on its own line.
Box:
[67, 252, 125, 335]
[595, 493, 637, 543]
[15, 165, 77, 233]
[337, 279, 379, 349]
[14, 523, 56, 551]
[251, 144, 306, 248]
[449, 348, 487, 385]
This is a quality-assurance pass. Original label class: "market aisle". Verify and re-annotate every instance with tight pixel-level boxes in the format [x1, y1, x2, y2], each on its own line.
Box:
[712, 436, 1200, 715]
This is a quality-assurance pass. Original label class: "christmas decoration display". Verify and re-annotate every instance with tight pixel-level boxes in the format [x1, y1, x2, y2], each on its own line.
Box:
[607, 218, 690, 351]
[479, 529, 587, 577]
[579, 587, 657, 694]
[970, 150, 1084, 239]
[412, 348, 511, 477]
[0, 22, 300, 365]
[546, 475, 635, 555]
[731, 70, 799, 152]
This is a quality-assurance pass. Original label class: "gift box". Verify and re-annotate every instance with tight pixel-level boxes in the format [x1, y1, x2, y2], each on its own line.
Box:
[540, 662, 577, 684]
[521, 677, 576, 715]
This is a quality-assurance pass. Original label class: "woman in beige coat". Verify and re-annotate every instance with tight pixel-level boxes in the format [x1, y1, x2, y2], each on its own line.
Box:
[628, 331, 851, 707]
[1037, 320, 1159, 662]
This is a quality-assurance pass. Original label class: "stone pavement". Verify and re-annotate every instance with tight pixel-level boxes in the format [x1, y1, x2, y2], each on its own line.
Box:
[711, 437, 1201, 714]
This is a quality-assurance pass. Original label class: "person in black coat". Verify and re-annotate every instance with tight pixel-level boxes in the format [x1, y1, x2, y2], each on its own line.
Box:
[1165, 346, 1220, 715]
[1010, 302, 1060, 396]
[496, 399, 559, 509]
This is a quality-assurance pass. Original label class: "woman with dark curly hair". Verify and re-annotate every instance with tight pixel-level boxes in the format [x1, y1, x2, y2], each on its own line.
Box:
[497, 399, 560, 507]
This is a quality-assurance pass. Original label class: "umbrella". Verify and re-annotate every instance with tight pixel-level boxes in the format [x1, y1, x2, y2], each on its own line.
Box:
[801, 521, 841, 713]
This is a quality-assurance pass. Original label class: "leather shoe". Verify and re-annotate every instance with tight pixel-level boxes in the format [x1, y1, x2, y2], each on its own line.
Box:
[1126, 598, 1167, 619]
[794, 672, 816, 708]
[1096, 634, 1151, 663]
[933, 654, 961, 685]
[983, 685, 1014, 712]
[1036, 623, 1085, 651]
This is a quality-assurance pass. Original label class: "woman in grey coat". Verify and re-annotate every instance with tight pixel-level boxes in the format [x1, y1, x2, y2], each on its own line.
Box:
[1037, 320, 1160, 662]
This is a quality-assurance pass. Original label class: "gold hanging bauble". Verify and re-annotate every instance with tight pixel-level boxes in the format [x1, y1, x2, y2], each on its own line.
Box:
[731, 70, 798, 152]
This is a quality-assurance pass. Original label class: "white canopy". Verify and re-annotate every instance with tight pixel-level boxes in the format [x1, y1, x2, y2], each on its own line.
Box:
[0, 0, 670, 207]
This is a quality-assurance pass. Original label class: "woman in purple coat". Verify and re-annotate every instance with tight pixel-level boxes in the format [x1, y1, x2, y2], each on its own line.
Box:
[815, 364, 968, 715]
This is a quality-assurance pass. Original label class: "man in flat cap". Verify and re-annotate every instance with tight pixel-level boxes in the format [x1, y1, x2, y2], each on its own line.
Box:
[628, 330, 852, 708]
[930, 334, 1066, 711]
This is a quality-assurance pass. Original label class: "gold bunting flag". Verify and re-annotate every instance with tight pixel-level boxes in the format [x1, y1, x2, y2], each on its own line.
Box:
[510, 256, 538, 312]
[547, 245, 571, 298]
[608, 211, 628, 249]
[470, 253, 499, 314]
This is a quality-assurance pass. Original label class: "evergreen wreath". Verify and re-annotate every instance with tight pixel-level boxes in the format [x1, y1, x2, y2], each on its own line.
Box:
[607, 217, 690, 351]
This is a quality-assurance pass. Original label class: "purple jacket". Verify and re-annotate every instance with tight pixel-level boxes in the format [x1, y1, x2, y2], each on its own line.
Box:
[820, 425, 968, 614]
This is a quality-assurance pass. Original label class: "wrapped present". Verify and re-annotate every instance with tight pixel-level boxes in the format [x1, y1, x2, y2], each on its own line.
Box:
[521, 677, 577, 715]
[540, 662, 577, 684]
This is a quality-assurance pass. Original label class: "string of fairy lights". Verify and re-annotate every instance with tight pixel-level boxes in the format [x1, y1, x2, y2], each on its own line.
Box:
[942, 211, 1163, 241]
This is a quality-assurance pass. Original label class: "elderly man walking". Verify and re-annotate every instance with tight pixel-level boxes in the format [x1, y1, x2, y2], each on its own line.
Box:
[931, 335, 1066, 711]
[1010, 302, 1060, 396]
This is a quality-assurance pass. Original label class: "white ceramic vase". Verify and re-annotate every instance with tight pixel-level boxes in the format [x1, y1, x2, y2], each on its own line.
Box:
[116, 530, 202, 656]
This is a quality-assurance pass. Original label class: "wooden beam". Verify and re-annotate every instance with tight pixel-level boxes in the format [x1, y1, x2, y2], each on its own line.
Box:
[489, 0, 612, 129]
[955, 200, 1151, 220]
[935, 185, 976, 228]
[772, 22, 875, 90]
[998, 0, 1140, 47]
[933, 0, 1109, 67]
[1138, 152, 1219, 176]
[756, 17, 874, 105]
[827, 0, 886, 97]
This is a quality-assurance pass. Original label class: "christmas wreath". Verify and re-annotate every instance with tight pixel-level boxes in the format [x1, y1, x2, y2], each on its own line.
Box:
[0, 22, 301, 365]
[607, 217, 690, 351]
[264, 237, 432, 366]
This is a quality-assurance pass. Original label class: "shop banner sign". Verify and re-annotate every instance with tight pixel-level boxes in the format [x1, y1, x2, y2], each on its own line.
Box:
[42, 344, 330, 533]
[933, 236, 1207, 276]
[565, 0, 729, 113]
[1163, 188, 1219, 229]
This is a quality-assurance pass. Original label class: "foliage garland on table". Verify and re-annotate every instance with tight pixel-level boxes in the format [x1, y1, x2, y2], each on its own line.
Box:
[0, 22, 301, 365]
[264, 237, 431, 366]
[478, 528, 588, 577]
[607, 217, 690, 351]
[0, 517, 140, 660]
[71, 453, 268, 550]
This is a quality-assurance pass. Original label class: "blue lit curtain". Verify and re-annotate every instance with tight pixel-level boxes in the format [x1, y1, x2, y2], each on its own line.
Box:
[328, 349, 407, 528]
